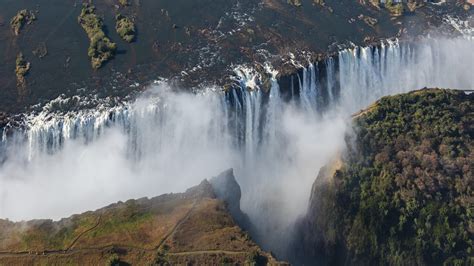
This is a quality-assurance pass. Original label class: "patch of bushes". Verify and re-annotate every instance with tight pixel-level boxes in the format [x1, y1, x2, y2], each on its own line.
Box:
[154, 247, 170, 266]
[287, 0, 302, 7]
[384, 0, 404, 16]
[246, 250, 268, 265]
[115, 14, 136, 42]
[10, 9, 36, 36]
[15, 53, 30, 87]
[118, 0, 129, 7]
[221, 256, 233, 265]
[78, 3, 116, 69]
[106, 253, 120, 266]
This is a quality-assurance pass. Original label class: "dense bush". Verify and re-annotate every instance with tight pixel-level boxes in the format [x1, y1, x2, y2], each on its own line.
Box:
[10, 9, 36, 36]
[333, 89, 473, 265]
[15, 53, 30, 88]
[78, 4, 116, 69]
[115, 14, 136, 43]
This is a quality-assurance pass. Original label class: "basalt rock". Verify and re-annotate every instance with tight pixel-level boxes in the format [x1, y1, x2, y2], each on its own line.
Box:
[210, 169, 253, 231]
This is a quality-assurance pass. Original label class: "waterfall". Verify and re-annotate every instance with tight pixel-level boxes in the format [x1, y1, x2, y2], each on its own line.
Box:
[337, 38, 473, 112]
[325, 57, 336, 103]
[0, 36, 473, 256]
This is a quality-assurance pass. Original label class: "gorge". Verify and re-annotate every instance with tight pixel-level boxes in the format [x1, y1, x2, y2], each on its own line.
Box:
[0, 0, 473, 264]
[1, 35, 473, 261]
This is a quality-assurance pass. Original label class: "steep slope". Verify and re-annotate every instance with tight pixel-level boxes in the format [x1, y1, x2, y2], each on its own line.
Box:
[295, 89, 473, 265]
[0, 170, 284, 265]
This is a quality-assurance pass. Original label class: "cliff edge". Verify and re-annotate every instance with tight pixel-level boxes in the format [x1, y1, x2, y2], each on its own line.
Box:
[295, 89, 473, 265]
[0, 171, 284, 265]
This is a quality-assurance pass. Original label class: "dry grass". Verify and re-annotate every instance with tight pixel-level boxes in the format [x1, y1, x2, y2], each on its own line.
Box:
[0, 181, 285, 265]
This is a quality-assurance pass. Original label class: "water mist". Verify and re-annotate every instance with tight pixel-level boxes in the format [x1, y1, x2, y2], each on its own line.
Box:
[0, 36, 473, 259]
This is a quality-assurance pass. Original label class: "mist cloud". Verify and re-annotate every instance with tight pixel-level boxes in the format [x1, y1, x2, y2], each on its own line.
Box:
[0, 35, 472, 258]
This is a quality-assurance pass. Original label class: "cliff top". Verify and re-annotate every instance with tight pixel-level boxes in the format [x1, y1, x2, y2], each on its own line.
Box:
[297, 88, 473, 265]
[0, 171, 284, 265]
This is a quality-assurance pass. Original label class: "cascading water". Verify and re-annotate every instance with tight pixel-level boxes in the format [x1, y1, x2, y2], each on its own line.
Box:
[0, 36, 473, 258]
[337, 38, 473, 112]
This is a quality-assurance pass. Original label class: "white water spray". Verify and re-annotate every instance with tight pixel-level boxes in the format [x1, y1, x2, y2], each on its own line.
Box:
[0, 36, 473, 256]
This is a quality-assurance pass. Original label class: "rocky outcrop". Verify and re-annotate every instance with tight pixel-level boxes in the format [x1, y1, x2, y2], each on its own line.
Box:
[292, 158, 345, 265]
[0, 113, 8, 129]
[10, 9, 36, 36]
[210, 169, 254, 232]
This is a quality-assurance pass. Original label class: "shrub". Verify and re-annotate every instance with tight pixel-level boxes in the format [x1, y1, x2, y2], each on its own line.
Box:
[10, 9, 36, 35]
[106, 254, 120, 266]
[78, 4, 116, 69]
[115, 14, 136, 42]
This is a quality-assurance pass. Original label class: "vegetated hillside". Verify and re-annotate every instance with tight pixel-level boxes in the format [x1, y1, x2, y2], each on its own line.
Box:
[295, 89, 473, 265]
[0, 170, 284, 265]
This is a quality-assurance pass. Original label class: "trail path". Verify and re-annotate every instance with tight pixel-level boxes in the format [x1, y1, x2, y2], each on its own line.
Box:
[0, 199, 250, 259]
[66, 215, 102, 251]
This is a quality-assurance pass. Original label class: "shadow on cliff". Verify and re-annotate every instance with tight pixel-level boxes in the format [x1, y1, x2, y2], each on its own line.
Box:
[209, 168, 256, 235]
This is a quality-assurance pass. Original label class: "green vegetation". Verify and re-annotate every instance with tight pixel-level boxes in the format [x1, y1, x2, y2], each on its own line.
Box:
[15, 53, 30, 87]
[18, 215, 96, 251]
[407, 0, 418, 12]
[78, 3, 116, 69]
[385, 0, 404, 16]
[106, 253, 120, 266]
[154, 247, 170, 266]
[313, 0, 325, 6]
[118, 0, 129, 7]
[287, 0, 302, 7]
[221, 256, 233, 264]
[246, 250, 268, 265]
[329, 89, 473, 265]
[10, 9, 36, 36]
[369, 0, 381, 8]
[91, 201, 153, 238]
[115, 14, 136, 42]
[0, 179, 281, 265]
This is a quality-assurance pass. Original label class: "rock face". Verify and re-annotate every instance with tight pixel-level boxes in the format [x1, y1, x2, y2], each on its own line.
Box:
[210, 169, 253, 231]
[0, 172, 284, 265]
[210, 169, 242, 214]
[294, 89, 473, 265]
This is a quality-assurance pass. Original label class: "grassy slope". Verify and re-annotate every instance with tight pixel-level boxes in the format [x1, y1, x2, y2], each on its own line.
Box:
[299, 89, 473, 265]
[0, 180, 282, 265]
